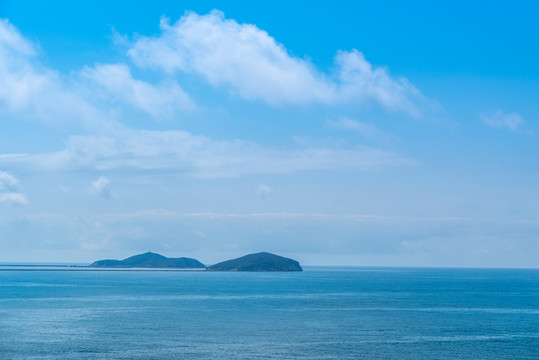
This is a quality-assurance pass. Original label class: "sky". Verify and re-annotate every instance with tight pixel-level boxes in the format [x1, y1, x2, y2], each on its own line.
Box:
[0, 0, 538, 267]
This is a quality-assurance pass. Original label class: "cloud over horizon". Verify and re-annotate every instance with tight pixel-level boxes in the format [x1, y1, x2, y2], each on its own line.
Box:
[2, 209, 538, 267]
[3, 6, 533, 269]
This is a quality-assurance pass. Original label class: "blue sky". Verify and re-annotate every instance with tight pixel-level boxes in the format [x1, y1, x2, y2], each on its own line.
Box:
[0, 1, 538, 267]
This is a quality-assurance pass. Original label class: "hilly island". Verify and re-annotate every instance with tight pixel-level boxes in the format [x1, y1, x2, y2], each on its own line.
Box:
[207, 252, 302, 272]
[90, 252, 206, 269]
[90, 251, 302, 272]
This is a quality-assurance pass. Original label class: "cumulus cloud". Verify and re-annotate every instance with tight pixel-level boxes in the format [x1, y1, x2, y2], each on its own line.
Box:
[127, 10, 424, 114]
[0, 170, 28, 205]
[128, 12, 334, 105]
[0, 17, 415, 180]
[0, 19, 105, 128]
[91, 176, 114, 198]
[480, 110, 523, 131]
[0, 12, 427, 129]
[335, 50, 423, 115]
[0, 19, 192, 127]
[81, 63, 195, 117]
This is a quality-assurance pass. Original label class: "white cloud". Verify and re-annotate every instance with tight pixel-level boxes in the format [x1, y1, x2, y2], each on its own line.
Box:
[0, 171, 28, 205]
[100, 209, 468, 223]
[81, 63, 195, 118]
[128, 12, 334, 105]
[0, 170, 19, 191]
[480, 110, 523, 131]
[256, 183, 273, 198]
[91, 176, 114, 198]
[0, 18, 415, 180]
[327, 117, 382, 139]
[335, 50, 423, 115]
[0, 192, 28, 205]
[0, 19, 35, 57]
[0, 13, 428, 169]
[0, 19, 105, 128]
[2, 209, 538, 267]
[0, 127, 413, 177]
[194, 230, 207, 238]
[0, 19, 192, 127]
[127, 10, 423, 114]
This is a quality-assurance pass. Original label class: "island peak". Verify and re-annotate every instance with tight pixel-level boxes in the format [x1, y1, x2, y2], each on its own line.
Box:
[90, 252, 206, 269]
[207, 252, 302, 272]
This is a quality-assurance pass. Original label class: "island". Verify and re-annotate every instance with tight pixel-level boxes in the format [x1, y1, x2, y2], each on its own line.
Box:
[207, 252, 302, 272]
[89, 251, 303, 272]
[90, 252, 206, 269]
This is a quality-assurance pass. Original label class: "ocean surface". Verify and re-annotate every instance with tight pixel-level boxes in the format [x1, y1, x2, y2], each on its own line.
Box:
[0, 267, 537, 359]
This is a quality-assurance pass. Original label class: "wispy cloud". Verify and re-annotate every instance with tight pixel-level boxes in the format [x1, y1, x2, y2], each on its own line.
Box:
[0, 192, 29, 205]
[0, 19, 192, 128]
[128, 10, 425, 115]
[327, 117, 383, 139]
[0, 171, 19, 191]
[480, 110, 523, 131]
[0, 127, 414, 177]
[334, 50, 423, 115]
[99, 209, 467, 222]
[0, 171, 28, 205]
[2, 209, 538, 266]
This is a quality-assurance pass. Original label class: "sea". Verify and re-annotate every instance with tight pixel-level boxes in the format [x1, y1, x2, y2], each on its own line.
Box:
[0, 267, 537, 359]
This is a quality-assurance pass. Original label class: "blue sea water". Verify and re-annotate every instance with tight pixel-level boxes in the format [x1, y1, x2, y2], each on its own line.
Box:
[0, 267, 537, 359]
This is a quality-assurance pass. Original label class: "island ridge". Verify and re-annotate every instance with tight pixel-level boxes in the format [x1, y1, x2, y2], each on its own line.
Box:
[90, 251, 302, 271]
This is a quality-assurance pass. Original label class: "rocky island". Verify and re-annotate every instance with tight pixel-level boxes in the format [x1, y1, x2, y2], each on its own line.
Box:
[207, 252, 302, 272]
[90, 252, 206, 269]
